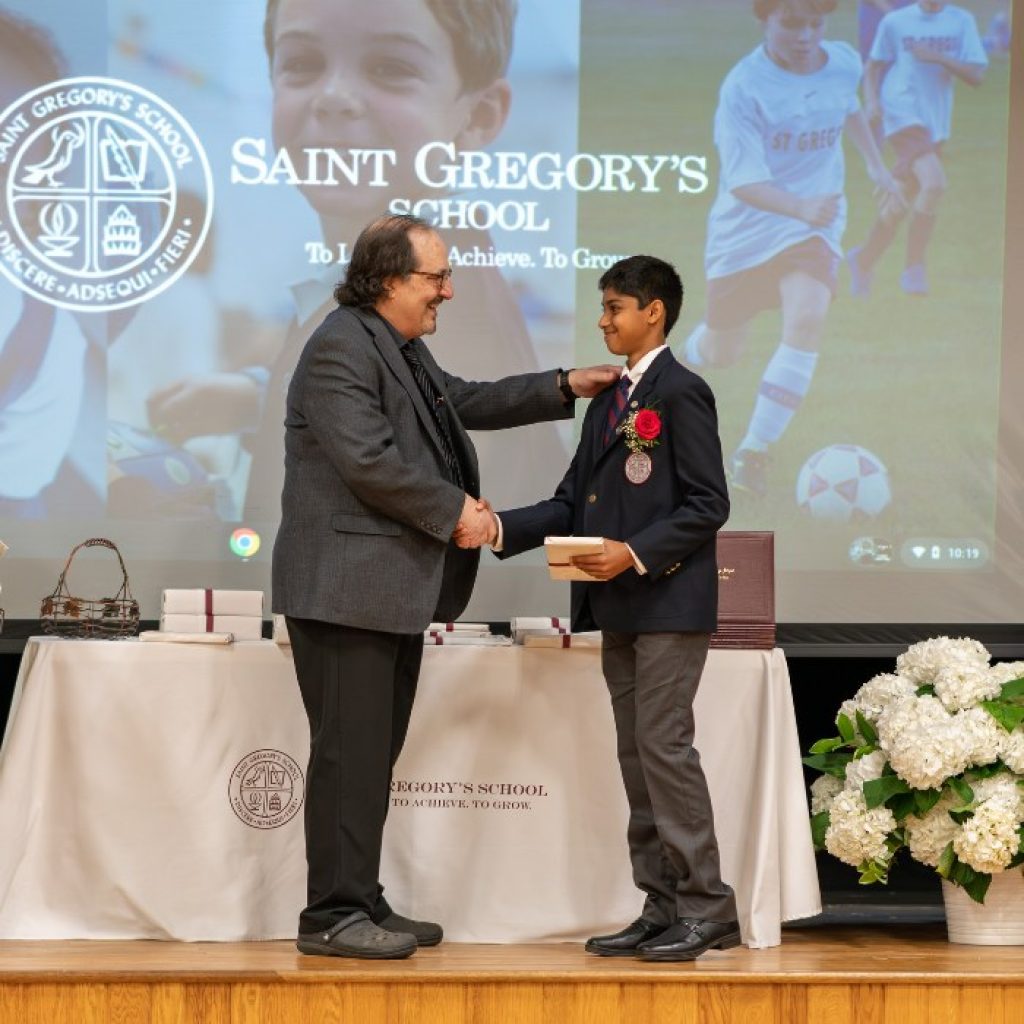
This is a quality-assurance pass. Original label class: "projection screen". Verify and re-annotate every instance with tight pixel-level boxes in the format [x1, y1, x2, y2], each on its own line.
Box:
[0, 0, 1020, 628]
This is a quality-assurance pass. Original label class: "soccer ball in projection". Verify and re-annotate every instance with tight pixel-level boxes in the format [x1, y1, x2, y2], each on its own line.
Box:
[795, 444, 891, 521]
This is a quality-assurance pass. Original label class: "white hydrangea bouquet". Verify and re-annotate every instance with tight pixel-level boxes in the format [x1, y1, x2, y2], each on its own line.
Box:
[806, 636, 1024, 904]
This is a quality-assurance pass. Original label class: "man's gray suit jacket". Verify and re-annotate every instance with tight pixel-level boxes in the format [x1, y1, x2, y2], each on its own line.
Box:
[271, 305, 570, 634]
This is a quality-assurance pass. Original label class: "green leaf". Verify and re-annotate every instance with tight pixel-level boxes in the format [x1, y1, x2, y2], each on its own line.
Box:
[809, 736, 844, 755]
[802, 752, 853, 779]
[858, 858, 890, 885]
[948, 777, 975, 805]
[853, 744, 878, 759]
[810, 811, 829, 850]
[958, 872, 991, 905]
[837, 713, 856, 744]
[949, 810, 975, 825]
[913, 788, 943, 816]
[999, 676, 1024, 700]
[884, 829, 906, 854]
[863, 775, 911, 809]
[888, 793, 917, 821]
[981, 700, 1024, 733]
[855, 711, 879, 745]
[950, 861, 977, 888]
[937, 842, 955, 879]
[948, 860, 992, 904]
[916, 684, 936, 697]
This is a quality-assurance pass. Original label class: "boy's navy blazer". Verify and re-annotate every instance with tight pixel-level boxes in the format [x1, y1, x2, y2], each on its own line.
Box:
[498, 348, 729, 634]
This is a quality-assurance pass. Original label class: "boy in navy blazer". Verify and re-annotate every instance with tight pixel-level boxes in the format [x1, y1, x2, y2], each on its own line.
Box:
[478, 255, 740, 960]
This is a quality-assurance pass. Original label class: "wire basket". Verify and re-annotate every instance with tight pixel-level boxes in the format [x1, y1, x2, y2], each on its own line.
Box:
[40, 538, 140, 639]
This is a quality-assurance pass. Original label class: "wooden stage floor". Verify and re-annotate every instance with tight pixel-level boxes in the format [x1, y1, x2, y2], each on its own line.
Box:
[3, 923, 1024, 1022]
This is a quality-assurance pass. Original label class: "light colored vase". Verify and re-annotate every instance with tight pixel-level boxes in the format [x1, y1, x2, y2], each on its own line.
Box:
[942, 869, 1024, 944]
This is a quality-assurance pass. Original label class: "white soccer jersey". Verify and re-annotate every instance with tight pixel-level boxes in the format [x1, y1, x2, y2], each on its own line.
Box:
[705, 41, 862, 280]
[870, 3, 987, 143]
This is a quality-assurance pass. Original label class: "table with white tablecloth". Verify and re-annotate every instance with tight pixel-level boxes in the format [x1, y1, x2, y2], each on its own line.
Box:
[0, 638, 819, 947]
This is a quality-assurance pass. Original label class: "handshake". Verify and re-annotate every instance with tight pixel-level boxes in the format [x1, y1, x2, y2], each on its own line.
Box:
[452, 494, 498, 549]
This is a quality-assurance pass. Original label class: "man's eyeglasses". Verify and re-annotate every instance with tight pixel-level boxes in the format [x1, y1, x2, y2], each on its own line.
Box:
[410, 268, 454, 288]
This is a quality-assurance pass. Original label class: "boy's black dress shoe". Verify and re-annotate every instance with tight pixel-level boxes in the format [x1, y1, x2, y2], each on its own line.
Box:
[584, 917, 668, 957]
[637, 917, 742, 961]
[296, 910, 417, 959]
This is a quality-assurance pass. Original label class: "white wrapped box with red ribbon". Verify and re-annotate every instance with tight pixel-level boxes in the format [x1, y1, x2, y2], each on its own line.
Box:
[160, 589, 264, 640]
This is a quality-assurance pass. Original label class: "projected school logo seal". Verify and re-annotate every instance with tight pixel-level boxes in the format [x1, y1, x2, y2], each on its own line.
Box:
[229, 749, 304, 830]
[0, 76, 213, 312]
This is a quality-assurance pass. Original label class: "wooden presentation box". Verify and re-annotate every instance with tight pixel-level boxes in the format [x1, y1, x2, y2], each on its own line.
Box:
[710, 531, 775, 650]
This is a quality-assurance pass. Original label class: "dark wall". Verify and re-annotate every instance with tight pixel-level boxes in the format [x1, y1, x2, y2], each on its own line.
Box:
[0, 653, 18, 739]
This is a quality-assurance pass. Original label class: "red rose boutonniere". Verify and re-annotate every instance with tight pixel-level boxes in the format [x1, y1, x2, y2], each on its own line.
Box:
[632, 408, 662, 443]
[622, 405, 661, 484]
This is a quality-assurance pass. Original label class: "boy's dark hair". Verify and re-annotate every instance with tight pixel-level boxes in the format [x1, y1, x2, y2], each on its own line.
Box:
[598, 256, 684, 337]
[334, 213, 431, 309]
[264, 0, 517, 93]
[753, 0, 837, 19]
[0, 10, 65, 86]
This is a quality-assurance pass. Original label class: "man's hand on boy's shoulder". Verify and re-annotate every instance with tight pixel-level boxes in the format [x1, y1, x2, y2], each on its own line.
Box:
[567, 365, 620, 398]
[571, 539, 634, 581]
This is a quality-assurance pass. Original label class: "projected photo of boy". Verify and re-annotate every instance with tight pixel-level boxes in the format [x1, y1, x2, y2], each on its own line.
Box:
[144, 0, 579, 524]
[680, 0, 902, 499]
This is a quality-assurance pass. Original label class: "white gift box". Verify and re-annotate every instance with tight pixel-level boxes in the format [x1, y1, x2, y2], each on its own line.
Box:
[544, 537, 604, 581]
[140, 630, 234, 645]
[522, 632, 602, 648]
[424, 633, 512, 646]
[511, 616, 569, 633]
[161, 589, 264, 617]
[511, 615, 570, 643]
[160, 590, 264, 640]
[160, 613, 263, 640]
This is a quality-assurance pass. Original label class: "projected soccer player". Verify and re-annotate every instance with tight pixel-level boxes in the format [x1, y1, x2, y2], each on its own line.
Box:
[846, 0, 988, 298]
[0, 11, 93, 518]
[148, 0, 568, 520]
[681, 0, 902, 499]
[857, 1, 915, 60]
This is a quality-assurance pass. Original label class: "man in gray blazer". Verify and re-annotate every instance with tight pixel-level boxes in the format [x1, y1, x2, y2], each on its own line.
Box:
[272, 213, 616, 959]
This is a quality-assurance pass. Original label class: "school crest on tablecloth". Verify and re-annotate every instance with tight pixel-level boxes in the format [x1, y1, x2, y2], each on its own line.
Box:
[229, 749, 304, 830]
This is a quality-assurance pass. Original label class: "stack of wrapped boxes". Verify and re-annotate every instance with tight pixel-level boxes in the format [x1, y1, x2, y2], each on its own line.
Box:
[160, 589, 264, 640]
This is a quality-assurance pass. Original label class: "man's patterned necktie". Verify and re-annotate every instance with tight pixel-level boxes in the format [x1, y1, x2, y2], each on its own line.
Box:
[401, 340, 464, 488]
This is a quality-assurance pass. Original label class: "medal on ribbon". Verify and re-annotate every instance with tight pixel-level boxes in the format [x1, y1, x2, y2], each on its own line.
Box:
[624, 450, 653, 484]
[621, 406, 662, 485]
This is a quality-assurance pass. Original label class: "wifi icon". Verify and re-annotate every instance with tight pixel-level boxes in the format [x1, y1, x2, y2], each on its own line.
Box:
[911, 546, 926, 559]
